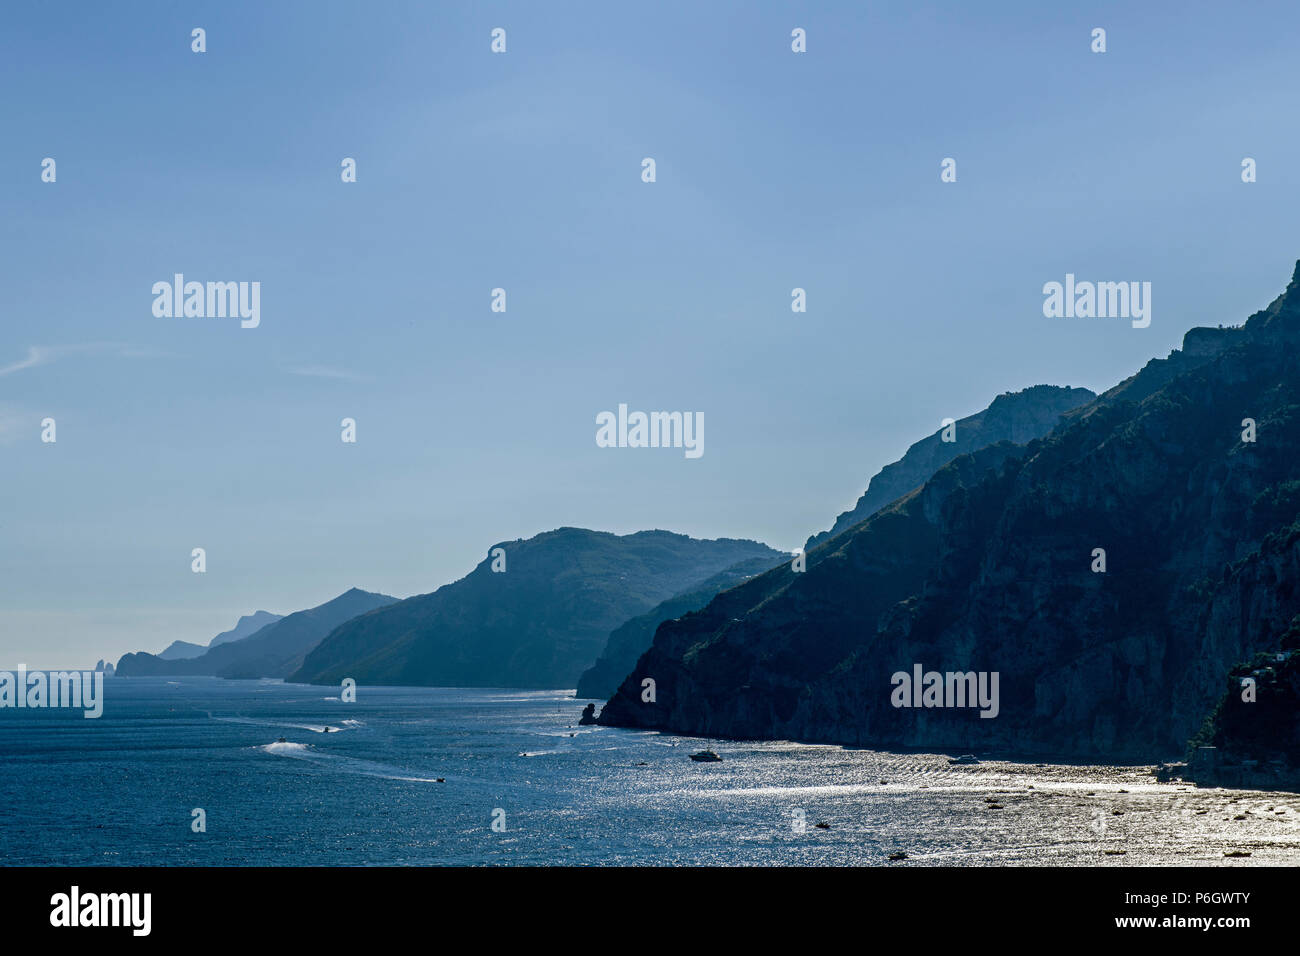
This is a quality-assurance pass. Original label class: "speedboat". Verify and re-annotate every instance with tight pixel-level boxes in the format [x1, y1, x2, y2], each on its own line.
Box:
[689, 750, 722, 762]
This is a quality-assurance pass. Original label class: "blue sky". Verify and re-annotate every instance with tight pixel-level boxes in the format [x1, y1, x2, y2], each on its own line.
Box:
[4, 0, 1299, 666]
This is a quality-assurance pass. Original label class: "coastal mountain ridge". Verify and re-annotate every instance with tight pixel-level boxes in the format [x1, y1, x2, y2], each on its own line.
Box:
[575, 385, 1094, 702]
[805, 384, 1096, 553]
[290, 529, 781, 689]
[116, 589, 396, 679]
[157, 610, 283, 660]
[574, 553, 783, 700]
[599, 261, 1300, 766]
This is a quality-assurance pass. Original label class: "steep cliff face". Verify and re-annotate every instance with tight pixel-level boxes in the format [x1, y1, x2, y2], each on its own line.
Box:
[601, 263, 1300, 762]
[1189, 605, 1300, 767]
[805, 385, 1095, 552]
[598, 444, 1026, 734]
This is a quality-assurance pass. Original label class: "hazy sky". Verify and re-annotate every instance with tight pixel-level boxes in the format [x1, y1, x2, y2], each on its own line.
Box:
[4, 0, 1300, 666]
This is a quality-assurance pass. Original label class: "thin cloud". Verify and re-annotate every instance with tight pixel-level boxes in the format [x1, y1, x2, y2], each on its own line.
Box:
[0, 347, 47, 377]
[0, 343, 170, 378]
[287, 365, 369, 382]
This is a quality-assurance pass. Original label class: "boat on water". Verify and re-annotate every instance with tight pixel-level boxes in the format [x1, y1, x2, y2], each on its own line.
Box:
[276, 736, 287, 743]
[949, 754, 979, 765]
[689, 750, 722, 762]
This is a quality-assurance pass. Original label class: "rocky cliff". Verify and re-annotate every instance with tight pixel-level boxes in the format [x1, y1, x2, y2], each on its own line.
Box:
[804, 385, 1095, 552]
[1184, 641, 1300, 787]
[601, 262, 1300, 763]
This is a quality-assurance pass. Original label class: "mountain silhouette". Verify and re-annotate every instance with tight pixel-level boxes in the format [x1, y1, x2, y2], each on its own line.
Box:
[290, 529, 780, 689]
[156, 610, 283, 660]
[116, 589, 395, 679]
[805, 385, 1095, 552]
[600, 262, 1300, 764]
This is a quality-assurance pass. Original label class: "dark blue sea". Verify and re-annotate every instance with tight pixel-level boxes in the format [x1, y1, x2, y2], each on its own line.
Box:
[2, 678, 1295, 866]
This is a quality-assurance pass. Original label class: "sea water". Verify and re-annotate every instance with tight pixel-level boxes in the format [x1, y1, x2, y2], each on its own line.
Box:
[1, 678, 1295, 866]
